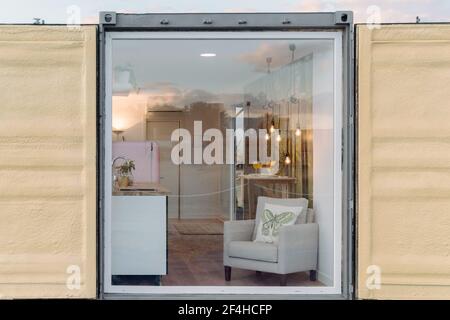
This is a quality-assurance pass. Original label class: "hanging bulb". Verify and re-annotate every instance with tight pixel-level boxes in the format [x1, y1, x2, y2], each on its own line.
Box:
[295, 127, 301, 137]
[265, 132, 270, 140]
[285, 154, 291, 165]
[270, 121, 275, 133]
[276, 134, 282, 142]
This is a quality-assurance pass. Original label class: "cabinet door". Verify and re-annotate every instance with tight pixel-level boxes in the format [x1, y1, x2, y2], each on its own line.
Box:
[357, 24, 450, 299]
[112, 196, 167, 276]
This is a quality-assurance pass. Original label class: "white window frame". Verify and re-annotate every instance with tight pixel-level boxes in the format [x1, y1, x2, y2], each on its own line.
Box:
[104, 31, 343, 295]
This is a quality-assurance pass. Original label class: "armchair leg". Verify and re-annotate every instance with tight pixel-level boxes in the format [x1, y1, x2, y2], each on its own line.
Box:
[309, 270, 317, 281]
[280, 274, 287, 286]
[224, 266, 231, 281]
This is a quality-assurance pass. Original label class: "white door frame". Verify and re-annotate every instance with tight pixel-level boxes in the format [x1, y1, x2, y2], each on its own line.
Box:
[104, 31, 343, 295]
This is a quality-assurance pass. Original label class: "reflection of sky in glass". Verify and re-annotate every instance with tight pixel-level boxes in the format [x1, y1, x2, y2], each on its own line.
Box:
[112, 39, 331, 97]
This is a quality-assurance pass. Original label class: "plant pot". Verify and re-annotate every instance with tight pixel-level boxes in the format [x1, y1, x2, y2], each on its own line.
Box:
[118, 176, 129, 188]
[128, 174, 134, 186]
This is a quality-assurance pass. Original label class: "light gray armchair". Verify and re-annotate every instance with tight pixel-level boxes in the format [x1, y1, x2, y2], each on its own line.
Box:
[224, 197, 318, 286]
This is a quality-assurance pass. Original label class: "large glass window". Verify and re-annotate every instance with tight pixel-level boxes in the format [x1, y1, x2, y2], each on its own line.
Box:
[105, 32, 342, 294]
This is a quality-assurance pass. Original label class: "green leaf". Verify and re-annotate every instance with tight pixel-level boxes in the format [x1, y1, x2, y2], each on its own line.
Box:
[262, 209, 274, 222]
[275, 212, 295, 224]
[261, 209, 275, 236]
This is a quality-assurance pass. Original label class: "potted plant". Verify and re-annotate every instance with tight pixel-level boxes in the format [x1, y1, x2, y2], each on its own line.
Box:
[117, 159, 135, 188]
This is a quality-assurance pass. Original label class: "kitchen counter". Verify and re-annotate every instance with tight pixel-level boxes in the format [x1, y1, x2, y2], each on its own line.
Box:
[111, 182, 169, 286]
[112, 182, 170, 196]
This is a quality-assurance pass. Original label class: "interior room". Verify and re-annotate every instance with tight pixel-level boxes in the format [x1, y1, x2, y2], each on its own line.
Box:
[106, 33, 341, 291]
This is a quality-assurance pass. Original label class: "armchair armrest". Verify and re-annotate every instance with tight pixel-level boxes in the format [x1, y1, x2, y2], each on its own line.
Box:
[224, 220, 255, 244]
[277, 223, 319, 274]
[223, 220, 255, 266]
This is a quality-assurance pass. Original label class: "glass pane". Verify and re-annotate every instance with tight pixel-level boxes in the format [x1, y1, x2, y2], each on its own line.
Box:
[109, 36, 337, 288]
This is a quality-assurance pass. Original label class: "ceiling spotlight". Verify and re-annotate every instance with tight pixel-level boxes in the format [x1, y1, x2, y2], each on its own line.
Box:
[200, 53, 216, 57]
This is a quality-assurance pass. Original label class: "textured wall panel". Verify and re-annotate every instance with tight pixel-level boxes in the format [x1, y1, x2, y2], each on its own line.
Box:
[0, 26, 96, 299]
[358, 25, 450, 299]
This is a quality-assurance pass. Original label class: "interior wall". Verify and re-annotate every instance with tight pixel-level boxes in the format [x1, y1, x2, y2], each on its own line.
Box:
[0, 26, 97, 298]
[358, 24, 450, 300]
[112, 94, 147, 141]
[312, 47, 335, 287]
[146, 106, 231, 220]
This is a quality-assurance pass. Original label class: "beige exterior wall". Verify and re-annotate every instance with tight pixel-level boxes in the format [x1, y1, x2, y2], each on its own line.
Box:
[357, 24, 450, 299]
[0, 26, 97, 298]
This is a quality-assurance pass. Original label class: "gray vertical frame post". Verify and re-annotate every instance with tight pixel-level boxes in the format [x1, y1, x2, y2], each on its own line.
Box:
[339, 13, 355, 300]
[98, 11, 355, 300]
[98, 21, 106, 300]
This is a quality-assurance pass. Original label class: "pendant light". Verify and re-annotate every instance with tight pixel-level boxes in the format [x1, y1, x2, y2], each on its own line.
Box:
[295, 97, 301, 137]
[284, 117, 291, 167]
[276, 103, 282, 142]
[289, 43, 301, 137]
[276, 133, 282, 142]
[295, 103, 301, 137]
[270, 120, 276, 134]
[283, 43, 297, 167]
[266, 57, 276, 135]
[285, 101, 291, 165]
[285, 87, 291, 166]
[265, 119, 271, 140]
[270, 124, 276, 134]
[284, 153, 291, 165]
[269, 104, 275, 133]
[264, 113, 270, 140]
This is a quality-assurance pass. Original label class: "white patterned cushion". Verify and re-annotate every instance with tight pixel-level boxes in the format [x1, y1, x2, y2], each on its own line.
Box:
[254, 203, 304, 244]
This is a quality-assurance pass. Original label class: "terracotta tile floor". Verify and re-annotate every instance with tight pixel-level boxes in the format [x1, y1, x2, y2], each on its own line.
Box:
[161, 218, 324, 287]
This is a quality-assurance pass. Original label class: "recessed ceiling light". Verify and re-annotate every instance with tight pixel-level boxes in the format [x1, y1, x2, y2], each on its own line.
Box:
[200, 53, 216, 57]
